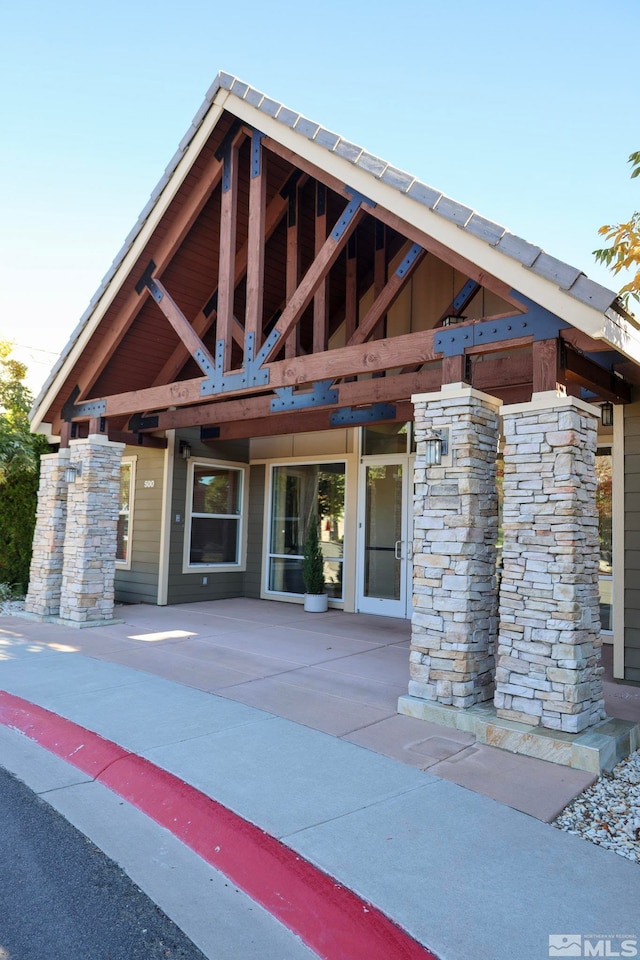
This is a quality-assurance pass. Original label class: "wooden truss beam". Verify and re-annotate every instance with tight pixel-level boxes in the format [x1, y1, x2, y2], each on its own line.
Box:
[262, 135, 523, 311]
[138, 369, 443, 432]
[313, 183, 329, 354]
[262, 195, 366, 363]
[152, 171, 305, 388]
[210, 400, 415, 441]
[217, 138, 240, 371]
[245, 131, 266, 341]
[71, 327, 444, 420]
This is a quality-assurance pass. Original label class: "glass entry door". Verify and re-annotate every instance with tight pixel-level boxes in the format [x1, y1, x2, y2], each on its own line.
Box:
[357, 457, 413, 618]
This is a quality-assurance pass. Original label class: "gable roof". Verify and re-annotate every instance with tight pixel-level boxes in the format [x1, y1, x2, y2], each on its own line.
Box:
[32, 71, 640, 430]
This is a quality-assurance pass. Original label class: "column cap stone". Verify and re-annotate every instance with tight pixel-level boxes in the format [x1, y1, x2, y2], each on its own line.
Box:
[69, 435, 126, 450]
[412, 382, 502, 410]
[41, 449, 71, 462]
[502, 391, 600, 419]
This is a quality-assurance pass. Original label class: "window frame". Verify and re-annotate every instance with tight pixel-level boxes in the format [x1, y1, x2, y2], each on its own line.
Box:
[264, 458, 347, 601]
[115, 456, 136, 570]
[182, 457, 248, 574]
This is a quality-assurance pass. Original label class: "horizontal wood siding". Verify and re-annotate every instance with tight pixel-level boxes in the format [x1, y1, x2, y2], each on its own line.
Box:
[244, 464, 266, 598]
[166, 430, 250, 604]
[115, 445, 164, 604]
[624, 402, 640, 682]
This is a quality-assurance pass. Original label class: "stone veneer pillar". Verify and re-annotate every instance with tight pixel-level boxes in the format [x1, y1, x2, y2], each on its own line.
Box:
[495, 392, 605, 733]
[24, 449, 71, 617]
[408, 384, 502, 708]
[58, 435, 125, 624]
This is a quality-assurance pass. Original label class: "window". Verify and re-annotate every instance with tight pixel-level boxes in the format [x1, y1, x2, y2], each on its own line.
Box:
[267, 462, 346, 599]
[596, 448, 613, 631]
[185, 460, 246, 570]
[116, 459, 135, 567]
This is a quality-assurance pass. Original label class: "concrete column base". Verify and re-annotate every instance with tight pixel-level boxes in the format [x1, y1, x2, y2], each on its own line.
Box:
[398, 694, 638, 774]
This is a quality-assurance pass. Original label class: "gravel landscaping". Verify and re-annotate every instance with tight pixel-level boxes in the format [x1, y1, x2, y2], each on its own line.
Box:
[554, 750, 640, 863]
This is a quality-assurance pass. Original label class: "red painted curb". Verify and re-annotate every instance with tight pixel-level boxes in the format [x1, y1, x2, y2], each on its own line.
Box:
[0, 690, 438, 960]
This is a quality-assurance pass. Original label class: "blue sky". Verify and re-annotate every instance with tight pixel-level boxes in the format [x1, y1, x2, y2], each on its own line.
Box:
[1, 0, 637, 392]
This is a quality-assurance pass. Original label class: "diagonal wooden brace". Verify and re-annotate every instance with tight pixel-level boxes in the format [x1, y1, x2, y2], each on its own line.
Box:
[136, 262, 218, 378]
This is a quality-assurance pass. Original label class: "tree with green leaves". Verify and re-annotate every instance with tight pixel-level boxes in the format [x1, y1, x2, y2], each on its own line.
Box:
[593, 151, 640, 306]
[0, 341, 49, 593]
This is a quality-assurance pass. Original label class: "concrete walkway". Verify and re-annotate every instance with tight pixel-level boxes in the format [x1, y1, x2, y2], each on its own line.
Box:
[0, 600, 639, 959]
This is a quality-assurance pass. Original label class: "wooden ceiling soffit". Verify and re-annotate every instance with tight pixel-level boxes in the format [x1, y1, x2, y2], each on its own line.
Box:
[262, 135, 522, 312]
[75, 148, 225, 402]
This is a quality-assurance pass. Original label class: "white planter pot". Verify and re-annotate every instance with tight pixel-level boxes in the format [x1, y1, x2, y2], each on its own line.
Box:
[303, 593, 328, 613]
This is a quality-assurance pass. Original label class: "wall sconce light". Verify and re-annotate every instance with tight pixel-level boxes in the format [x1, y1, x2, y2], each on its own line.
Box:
[442, 315, 467, 327]
[64, 463, 82, 483]
[424, 428, 449, 466]
[180, 442, 192, 460]
[601, 402, 614, 427]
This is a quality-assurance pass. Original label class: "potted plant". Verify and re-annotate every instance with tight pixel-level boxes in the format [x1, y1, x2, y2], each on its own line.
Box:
[302, 517, 328, 612]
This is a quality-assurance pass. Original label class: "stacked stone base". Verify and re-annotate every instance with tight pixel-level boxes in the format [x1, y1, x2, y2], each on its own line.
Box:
[25, 435, 125, 625]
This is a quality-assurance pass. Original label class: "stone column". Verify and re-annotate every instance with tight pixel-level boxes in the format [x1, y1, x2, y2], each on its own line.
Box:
[59, 435, 125, 624]
[495, 392, 605, 733]
[25, 449, 71, 617]
[407, 384, 501, 709]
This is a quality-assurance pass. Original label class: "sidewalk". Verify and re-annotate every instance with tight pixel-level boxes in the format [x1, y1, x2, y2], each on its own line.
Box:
[1, 600, 639, 960]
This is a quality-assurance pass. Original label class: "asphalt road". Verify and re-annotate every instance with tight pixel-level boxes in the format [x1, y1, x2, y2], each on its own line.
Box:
[0, 765, 208, 960]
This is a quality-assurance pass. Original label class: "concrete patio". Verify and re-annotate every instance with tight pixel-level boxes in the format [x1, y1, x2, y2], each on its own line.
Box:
[3, 598, 640, 823]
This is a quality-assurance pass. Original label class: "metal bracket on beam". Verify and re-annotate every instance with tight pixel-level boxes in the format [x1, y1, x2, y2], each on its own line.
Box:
[452, 279, 480, 312]
[329, 188, 376, 243]
[128, 413, 160, 433]
[434, 293, 570, 357]
[271, 379, 338, 413]
[62, 386, 107, 422]
[395, 243, 423, 278]
[330, 403, 396, 426]
[200, 329, 280, 397]
[135, 260, 164, 305]
[251, 130, 265, 178]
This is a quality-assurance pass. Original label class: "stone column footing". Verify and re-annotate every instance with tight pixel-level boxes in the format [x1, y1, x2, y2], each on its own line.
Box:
[16, 612, 123, 630]
[397, 695, 639, 775]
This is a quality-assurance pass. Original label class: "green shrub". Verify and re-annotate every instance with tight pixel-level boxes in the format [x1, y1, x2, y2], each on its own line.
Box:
[302, 518, 325, 596]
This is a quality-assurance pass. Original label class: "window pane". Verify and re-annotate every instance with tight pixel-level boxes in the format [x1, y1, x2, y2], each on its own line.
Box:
[116, 462, 132, 563]
[269, 462, 345, 599]
[190, 517, 239, 564]
[192, 467, 241, 515]
[596, 450, 612, 631]
[363, 423, 409, 455]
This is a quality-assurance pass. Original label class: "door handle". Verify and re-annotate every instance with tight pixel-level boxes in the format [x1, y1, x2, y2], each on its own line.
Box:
[394, 540, 402, 560]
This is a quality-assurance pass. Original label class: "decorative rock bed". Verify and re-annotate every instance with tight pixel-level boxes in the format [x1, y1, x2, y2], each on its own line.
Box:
[554, 750, 640, 863]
